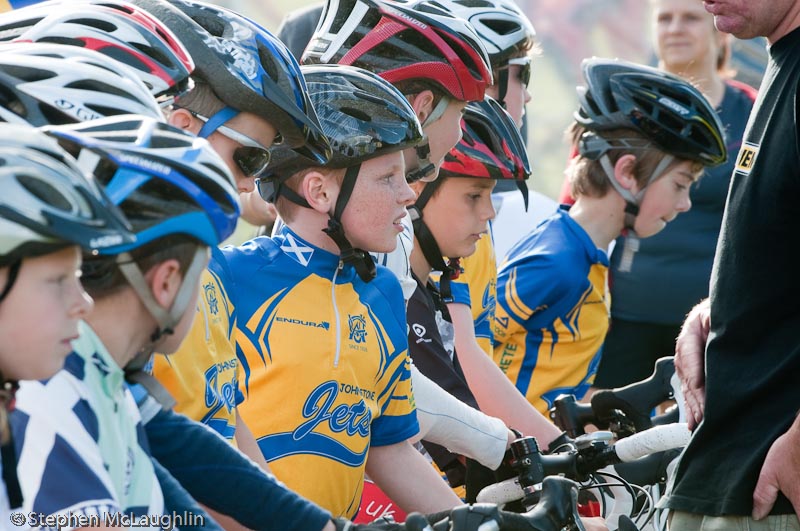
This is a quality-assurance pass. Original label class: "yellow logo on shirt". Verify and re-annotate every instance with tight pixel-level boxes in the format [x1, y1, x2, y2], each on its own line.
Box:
[735, 142, 759, 175]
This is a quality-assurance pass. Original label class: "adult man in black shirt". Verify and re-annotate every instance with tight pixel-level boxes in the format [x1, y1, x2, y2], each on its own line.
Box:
[665, 1, 800, 529]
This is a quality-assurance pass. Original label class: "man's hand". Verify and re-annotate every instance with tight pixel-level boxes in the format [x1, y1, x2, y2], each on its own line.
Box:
[752, 419, 800, 521]
[675, 299, 710, 430]
[580, 516, 608, 531]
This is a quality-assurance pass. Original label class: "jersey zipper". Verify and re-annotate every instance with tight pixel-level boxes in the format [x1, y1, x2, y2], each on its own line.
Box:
[332, 260, 343, 368]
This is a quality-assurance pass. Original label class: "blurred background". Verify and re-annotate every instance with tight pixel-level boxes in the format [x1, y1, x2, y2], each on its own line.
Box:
[216, 0, 767, 200]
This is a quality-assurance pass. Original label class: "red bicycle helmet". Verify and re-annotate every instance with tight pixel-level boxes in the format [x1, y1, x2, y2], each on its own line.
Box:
[303, 0, 492, 102]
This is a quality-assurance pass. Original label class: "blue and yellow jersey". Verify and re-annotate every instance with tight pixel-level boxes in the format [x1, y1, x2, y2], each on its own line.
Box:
[217, 226, 418, 519]
[0, 0, 41, 12]
[493, 208, 609, 416]
[152, 248, 242, 440]
[449, 227, 497, 356]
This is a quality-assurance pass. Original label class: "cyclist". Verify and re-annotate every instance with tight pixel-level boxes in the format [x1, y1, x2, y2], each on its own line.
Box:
[126, 0, 329, 471]
[226, 63, 469, 518]
[0, 123, 134, 519]
[10, 115, 240, 524]
[492, 58, 727, 416]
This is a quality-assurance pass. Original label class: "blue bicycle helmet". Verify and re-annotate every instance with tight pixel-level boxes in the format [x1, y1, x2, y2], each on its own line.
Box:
[44, 114, 240, 350]
[129, 0, 331, 163]
[43, 115, 239, 251]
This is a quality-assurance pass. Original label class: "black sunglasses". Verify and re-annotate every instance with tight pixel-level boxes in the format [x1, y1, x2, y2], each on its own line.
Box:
[508, 57, 532, 88]
[193, 112, 272, 178]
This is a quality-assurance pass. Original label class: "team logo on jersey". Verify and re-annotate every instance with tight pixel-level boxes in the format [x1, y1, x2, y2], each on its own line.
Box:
[735, 142, 759, 175]
[258, 380, 371, 466]
[281, 232, 315, 266]
[349, 314, 367, 343]
[204, 282, 219, 315]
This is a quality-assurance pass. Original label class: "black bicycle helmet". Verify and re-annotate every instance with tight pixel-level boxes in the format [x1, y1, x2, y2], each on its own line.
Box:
[0, 43, 163, 125]
[129, 0, 330, 163]
[575, 58, 726, 167]
[0, 0, 194, 101]
[575, 58, 727, 272]
[258, 64, 424, 283]
[304, 0, 492, 102]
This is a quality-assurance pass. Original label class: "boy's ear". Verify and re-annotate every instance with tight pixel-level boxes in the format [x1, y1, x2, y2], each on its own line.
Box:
[407, 90, 436, 125]
[300, 169, 338, 215]
[147, 258, 183, 309]
[168, 108, 201, 136]
[613, 154, 639, 193]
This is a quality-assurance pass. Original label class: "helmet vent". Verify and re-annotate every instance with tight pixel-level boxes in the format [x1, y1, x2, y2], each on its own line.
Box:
[18, 174, 71, 212]
[68, 79, 140, 100]
[483, 19, 518, 36]
[69, 17, 117, 33]
[340, 106, 371, 122]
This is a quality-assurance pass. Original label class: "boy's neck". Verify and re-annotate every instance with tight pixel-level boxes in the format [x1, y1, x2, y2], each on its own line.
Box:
[283, 211, 343, 256]
[410, 238, 432, 281]
[85, 295, 155, 371]
[568, 195, 625, 250]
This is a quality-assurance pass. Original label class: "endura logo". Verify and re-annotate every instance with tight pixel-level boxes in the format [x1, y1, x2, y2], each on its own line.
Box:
[275, 316, 330, 330]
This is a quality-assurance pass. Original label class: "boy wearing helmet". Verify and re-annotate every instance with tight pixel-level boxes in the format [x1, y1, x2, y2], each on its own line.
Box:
[10, 117, 239, 524]
[219, 65, 463, 519]
[492, 58, 727, 416]
[124, 0, 330, 466]
[0, 123, 133, 517]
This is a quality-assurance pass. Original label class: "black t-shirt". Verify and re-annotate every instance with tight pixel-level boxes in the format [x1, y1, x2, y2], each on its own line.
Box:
[407, 273, 480, 482]
[665, 26, 800, 516]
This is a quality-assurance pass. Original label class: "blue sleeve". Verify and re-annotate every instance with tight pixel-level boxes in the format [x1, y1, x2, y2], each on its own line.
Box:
[144, 408, 331, 531]
[152, 458, 222, 531]
[496, 252, 573, 330]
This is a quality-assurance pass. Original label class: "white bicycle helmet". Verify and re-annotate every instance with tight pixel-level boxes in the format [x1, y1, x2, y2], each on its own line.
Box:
[0, 0, 193, 100]
[0, 123, 134, 269]
[0, 44, 163, 125]
[411, 0, 535, 65]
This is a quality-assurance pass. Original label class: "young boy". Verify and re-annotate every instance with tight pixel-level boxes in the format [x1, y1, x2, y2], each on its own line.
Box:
[10, 115, 241, 524]
[0, 123, 134, 518]
[127, 0, 329, 456]
[221, 64, 463, 519]
[493, 58, 727, 415]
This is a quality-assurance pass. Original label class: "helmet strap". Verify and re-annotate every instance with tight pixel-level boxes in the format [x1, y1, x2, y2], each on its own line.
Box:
[115, 245, 210, 350]
[406, 136, 436, 183]
[496, 67, 510, 107]
[322, 165, 376, 283]
[599, 153, 674, 272]
[410, 181, 462, 302]
[0, 260, 22, 304]
[197, 106, 239, 138]
[422, 96, 450, 128]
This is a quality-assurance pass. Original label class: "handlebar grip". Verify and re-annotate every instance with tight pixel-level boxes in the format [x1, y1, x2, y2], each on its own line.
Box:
[476, 478, 523, 505]
[613, 423, 690, 463]
[617, 515, 640, 531]
[591, 357, 675, 432]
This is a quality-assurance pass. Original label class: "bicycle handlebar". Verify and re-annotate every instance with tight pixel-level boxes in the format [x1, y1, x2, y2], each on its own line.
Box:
[550, 357, 676, 437]
[477, 424, 691, 506]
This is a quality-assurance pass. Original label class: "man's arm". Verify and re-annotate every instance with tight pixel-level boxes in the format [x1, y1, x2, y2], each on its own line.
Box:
[674, 299, 710, 431]
[448, 302, 561, 445]
[365, 440, 462, 514]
